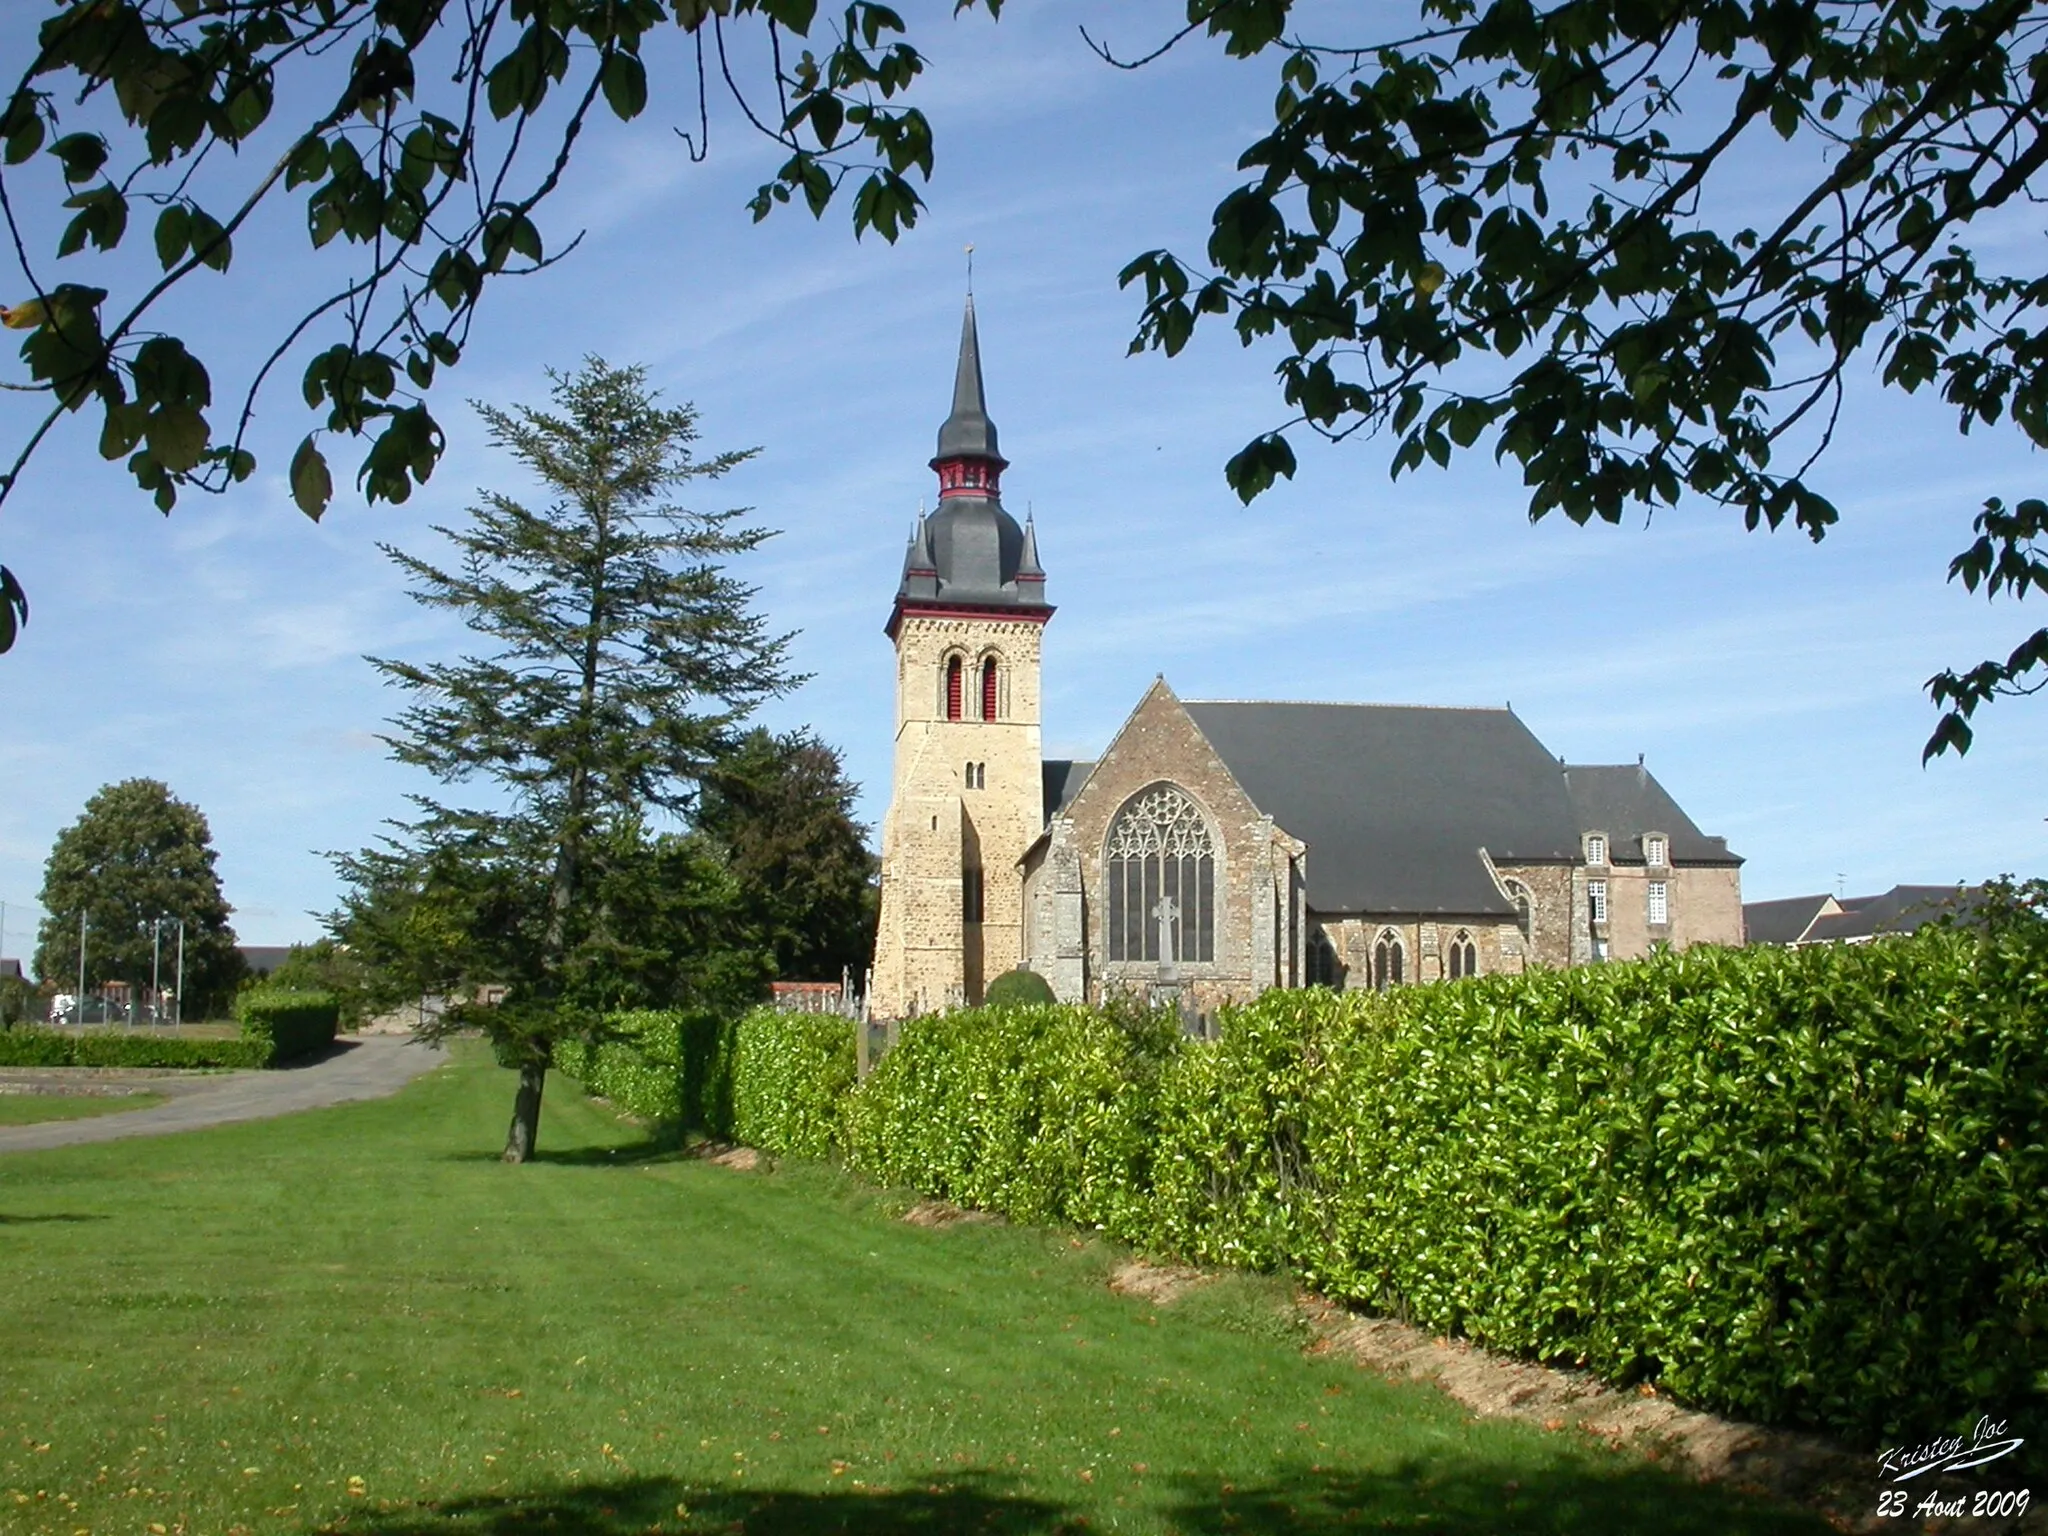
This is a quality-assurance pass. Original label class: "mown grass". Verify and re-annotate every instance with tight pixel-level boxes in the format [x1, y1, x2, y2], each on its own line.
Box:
[0, 1092, 167, 1126]
[0, 1045, 1830, 1536]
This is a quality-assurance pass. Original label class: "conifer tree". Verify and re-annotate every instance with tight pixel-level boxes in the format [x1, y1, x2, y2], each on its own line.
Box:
[350, 358, 795, 1162]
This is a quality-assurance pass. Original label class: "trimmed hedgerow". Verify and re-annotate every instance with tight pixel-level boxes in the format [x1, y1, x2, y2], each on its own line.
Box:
[841, 1000, 1178, 1232]
[0, 1028, 269, 1068]
[701, 889, 2047, 1448]
[234, 988, 339, 1063]
[554, 1009, 738, 1131]
[728, 1008, 854, 1159]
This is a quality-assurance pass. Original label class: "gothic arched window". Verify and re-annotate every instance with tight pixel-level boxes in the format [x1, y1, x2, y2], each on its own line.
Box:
[1105, 785, 1215, 963]
[1372, 931, 1404, 990]
[1308, 930, 1341, 988]
[1447, 930, 1478, 980]
[981, 657, 999, 721]
[944, 655, 963, 721]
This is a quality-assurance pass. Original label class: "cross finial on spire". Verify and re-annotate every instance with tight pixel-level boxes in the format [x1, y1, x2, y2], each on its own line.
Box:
[965, 243, 974, 295]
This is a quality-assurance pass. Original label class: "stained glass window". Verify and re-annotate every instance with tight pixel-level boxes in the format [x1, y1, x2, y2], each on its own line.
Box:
[1105, 785, 1215, 963]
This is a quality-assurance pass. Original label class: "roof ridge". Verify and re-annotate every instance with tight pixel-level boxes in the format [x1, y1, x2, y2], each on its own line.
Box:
[1185, 698, 1513, 712]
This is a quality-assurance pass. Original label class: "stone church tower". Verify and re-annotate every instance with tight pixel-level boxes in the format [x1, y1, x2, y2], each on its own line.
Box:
[868, 298, 1051, 1017]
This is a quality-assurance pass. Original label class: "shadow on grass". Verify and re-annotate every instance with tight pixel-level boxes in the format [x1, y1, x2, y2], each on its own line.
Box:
[438, 1137, 689, 1168]
[0, 1211, 110, 1223]
[328, 1455, 1827, 1536]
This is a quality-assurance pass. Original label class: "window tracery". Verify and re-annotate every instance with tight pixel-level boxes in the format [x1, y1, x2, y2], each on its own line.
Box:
[1372, 931, 1404, 989]
[1105, 784, 1216, 963]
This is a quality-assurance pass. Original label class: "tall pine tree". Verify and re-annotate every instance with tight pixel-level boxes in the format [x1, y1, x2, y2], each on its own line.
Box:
[349, 359, 795, 1161]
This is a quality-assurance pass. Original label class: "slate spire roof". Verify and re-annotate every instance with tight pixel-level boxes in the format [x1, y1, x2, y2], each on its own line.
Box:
[933, 295, 1005, 466]
[889, 294, 1050, 629]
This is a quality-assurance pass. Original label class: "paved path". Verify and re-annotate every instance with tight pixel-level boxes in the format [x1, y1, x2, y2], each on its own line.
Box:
[0, 1037, 444, 1154]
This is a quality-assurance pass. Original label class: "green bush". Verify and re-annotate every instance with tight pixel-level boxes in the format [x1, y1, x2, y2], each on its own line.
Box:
[841, 1001, 1178, 1232]
[0, 1027, 79, 1066]
[697, 885, 2048, 1448]
[555, 1010, 738, 1131]
[0, 1027, 269, 1069]
[728, 1007, 854, 1159]
[234, 988, 339, 1062]
[982, 968, 1056, 1009]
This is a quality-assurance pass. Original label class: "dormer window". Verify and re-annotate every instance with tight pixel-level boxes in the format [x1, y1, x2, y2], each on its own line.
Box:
[1645, 834, 1668, 867]
[1586, 833, 1607, 866]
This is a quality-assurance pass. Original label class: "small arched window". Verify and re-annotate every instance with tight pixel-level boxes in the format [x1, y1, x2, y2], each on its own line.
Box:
[1447, 930, 1478, 980]
[945, 655, 963, 721]
[1372, 932, 1404, 990]
[981, 657, 999, 721]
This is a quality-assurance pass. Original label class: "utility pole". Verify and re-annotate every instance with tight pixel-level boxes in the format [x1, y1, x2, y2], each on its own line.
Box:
[151, 917, 164, 1026]
[75, 910, 87, 1027]
[174, 919, 185, 1030]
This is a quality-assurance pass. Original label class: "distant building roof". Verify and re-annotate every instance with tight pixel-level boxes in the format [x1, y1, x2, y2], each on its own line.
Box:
[1797, 885, 1983, 944]
[239, 945, 294, 976]
[1183, 701, 1584, 916]
[0, 958, 21, 981]
[1742, 893, 1841, 945]
[1563, 763, 1743, 865]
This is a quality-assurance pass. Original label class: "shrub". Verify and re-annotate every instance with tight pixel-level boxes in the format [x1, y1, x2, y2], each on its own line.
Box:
[841, 1001, 1178, 1232]
[728, 1007, 853, 1158]
[982, 968, 1056, 1009]
[555, 1010, 738, 1131]
[0, 1027, 268, 1068]
[234, 988, 340, 1062]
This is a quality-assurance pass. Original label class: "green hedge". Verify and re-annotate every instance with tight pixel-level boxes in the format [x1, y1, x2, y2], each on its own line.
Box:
[729, 1008, 854, 1159]
[697, 902, 2048, 1448]
[842, 1001, 1176, 1231]
[0, 1028, 270, 1069]
[554, 1009, 738, 1131]
[234, 988, 340, 1062]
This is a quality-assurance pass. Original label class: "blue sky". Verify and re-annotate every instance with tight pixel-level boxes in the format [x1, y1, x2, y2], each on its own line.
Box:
[1, 1, 2043, 957]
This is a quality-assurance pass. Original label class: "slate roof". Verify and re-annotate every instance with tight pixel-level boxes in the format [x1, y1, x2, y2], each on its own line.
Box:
[1798, 884, 1982, 944]
[1043, 760, 1094, 822]
[893, 296, 1048, 618]
[239, 945, 294, 976]
[1563, 764, 1742, 865]
[1183, 702, 1584, 916]
[1742, 893, 1838, 946]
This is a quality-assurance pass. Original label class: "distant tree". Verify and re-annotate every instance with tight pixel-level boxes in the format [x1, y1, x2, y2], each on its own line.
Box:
[346, 357, 796, 1162]
[33, 778, 242, 1014]
[698, 728, 877, 984]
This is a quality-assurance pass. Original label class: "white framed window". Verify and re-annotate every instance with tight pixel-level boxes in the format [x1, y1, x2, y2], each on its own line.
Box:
[1588, 879, 1608, 924]
[1645, 834, 1668, 867]
[1648, 880, 1669, 926]
[1586, 833, 1607, 866]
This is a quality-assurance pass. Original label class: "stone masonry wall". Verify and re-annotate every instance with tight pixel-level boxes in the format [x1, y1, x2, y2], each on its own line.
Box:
[869, 611, 1046, 1017]
[1050, 680, 1302, 1012]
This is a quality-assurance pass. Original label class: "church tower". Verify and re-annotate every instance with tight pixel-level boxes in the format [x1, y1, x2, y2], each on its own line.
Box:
[869, 296, 1052, 1016]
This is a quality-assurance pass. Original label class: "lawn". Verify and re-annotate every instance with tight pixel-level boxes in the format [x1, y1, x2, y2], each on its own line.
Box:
[0, 1046, 1831, 1536]
[0, 1092, 167, 1126]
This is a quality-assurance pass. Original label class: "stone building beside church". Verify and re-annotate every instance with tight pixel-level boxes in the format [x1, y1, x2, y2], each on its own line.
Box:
[867, 301, 1745, 1018]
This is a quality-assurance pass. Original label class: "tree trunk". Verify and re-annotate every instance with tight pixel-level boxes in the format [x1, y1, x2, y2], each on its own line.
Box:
[502, 1061, 547, 1163]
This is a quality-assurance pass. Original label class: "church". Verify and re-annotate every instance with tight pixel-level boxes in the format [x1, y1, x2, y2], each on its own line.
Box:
[867, 300, 1746, 1018]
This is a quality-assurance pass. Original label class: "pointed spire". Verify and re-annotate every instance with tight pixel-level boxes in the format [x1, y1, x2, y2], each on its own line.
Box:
[934, 294, 1005, 466]
[1017, 510, 1044, 582]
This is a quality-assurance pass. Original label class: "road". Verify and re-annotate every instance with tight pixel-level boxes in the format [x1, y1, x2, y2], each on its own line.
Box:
[0, 1036, 443, 1154]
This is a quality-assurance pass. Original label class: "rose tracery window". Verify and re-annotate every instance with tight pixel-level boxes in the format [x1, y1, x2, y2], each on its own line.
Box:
[1105, 785, 1215, 963]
